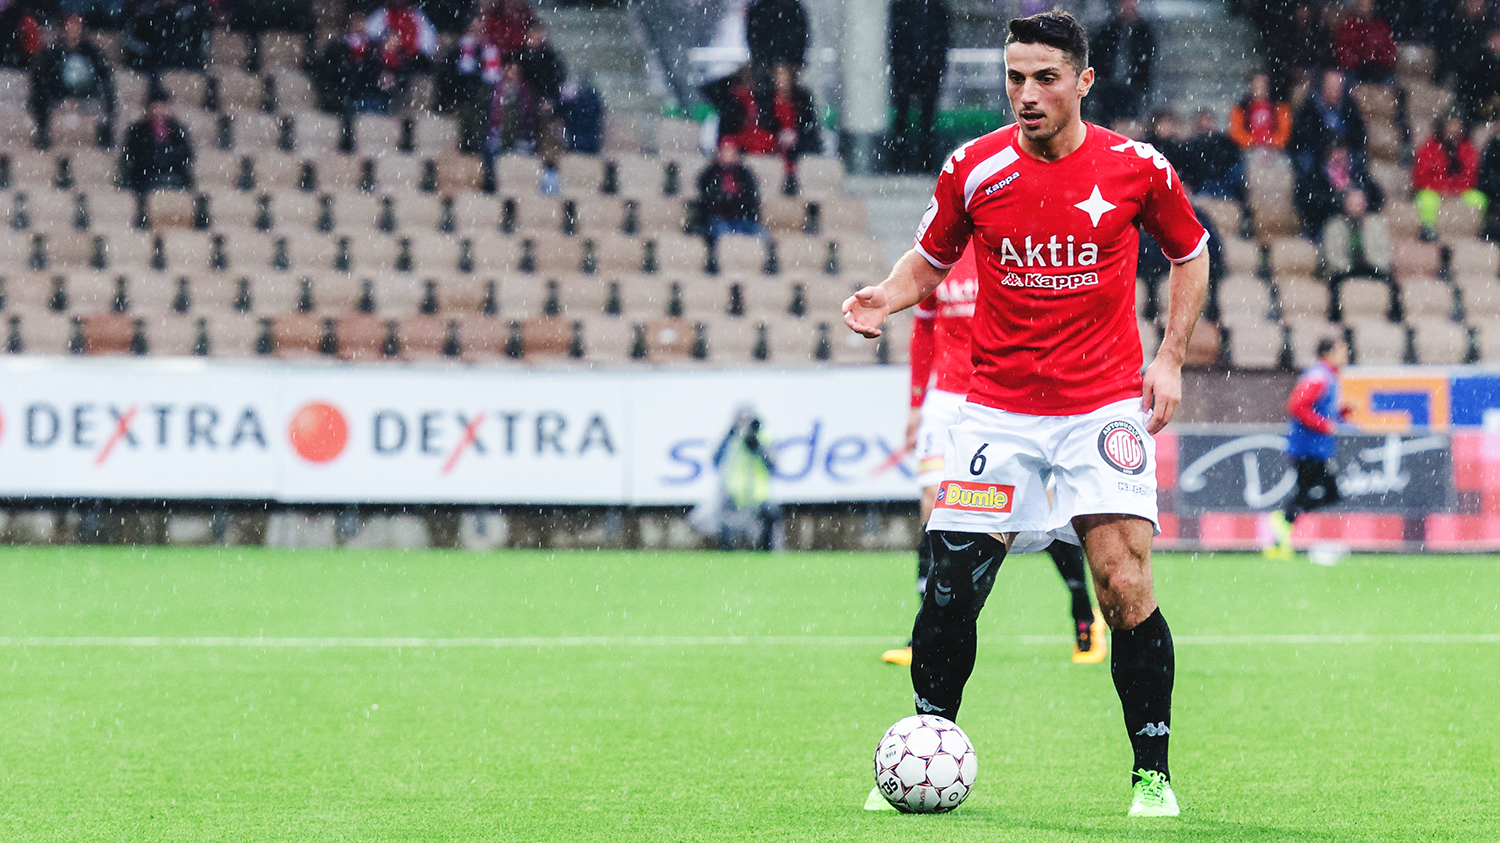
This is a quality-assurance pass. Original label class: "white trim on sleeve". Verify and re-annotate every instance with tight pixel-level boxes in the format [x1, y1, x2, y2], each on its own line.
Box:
[1165, 230, 1211, 264]
[913, 242, 958, 269]
[962, 146, 1021, 209]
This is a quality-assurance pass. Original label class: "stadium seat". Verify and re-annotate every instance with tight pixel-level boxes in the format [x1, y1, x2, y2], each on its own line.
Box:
[261, 33, 305, 70]
[828, 323, 879, 364]
[1369, 161, 1409, 200]
[335, 314, 391, 361]
[380, 157, 428, 193]
[1244, 149, 1298, 236]
[1275, 276, 1331, 321]
[641, 317, 698, 361]
[650, 235, 708, 275]
[245, 273, 305, 314]
[271, 73, 317, 115]
[1348, 320, 1408, 365]
[451, 192, 501, 232]
[455, 315, 512, 362]
[544, 275, 605, 318]
[1449, 240, 1499, 278]
[495, 275, 548, 318]
[232, 112, 281, 150]
[1191, 196, 1241, 241]
[830, 236, 886, 281]
[588, 234, 644, 274]
[1137, 318, 1160, 365]
[255, 153, 303, 191]
[1285, 317, 1344, 368]
[577, 315, 634, 364]
[762, 196, 805, 233]
[396, 315, 454, 361]
[290, 113, 342, 156]
[272, 313, 329, 358]
[522, 315, 576, 360]
[129, 272, 185, 313]
[96, 230, 153, 270]
[145, 313, 205, 356]
[1435, 202, 1483, 240]
[440, 275, 495, 315]
[613, 156, 663, 197]
[774, 234, 828, 275]
[68, 151, 117, 190]
[630, 196, 687, 234]
[58, 272, 116, 313]
[412, 115, 458, 156]
[573, 197, 623, 235]
[1352, 83, 1398, 123]
[1409, 317, 1469, 364]
[208, 190, 261, 230]
[655, 120, 702, 157]
[716, 234, 767, 275]
[1225, 320, 1285, 369]
[371, 274, 428, 316]
[557, 155, 604, 194]
[161, 71, 208, 110]
[203, 312, 265, 357]
[84, 191, 137, 230]
[497, 155, 543, 195]
[207, 32, 251, 70]
[1470, 318, 1500, 361]
[1267, 237, 1319, 278]
[1394, 238, 1440, 278]
[1337, 278, 1395, 322]
[1398, 276, 1456, 321]
[1396, 43, 1435, 84]
[7, 310, 74, 354]
[437, 155, 484, 194]
[147, 192, 198, 230]
[355, 115, 403, 157]
[798, 157, 845, 198]
[317, 156, 365, 193]
[81, 312, 136, 355]
[218, 71, 266, 113]
[1365, 120, 1401, 163]
[512, 196, 565, 234]
[46, 232, 98, 269]
[1215, 275, 1274, 325]
[8, 152, 53, 189]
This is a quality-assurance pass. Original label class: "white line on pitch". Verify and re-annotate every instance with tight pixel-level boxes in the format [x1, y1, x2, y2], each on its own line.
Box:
[0, 634, 1495, 648]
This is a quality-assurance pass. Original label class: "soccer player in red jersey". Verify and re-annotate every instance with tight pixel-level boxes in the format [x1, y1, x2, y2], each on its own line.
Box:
[881, 243, 1107, 668]
[844, 11, 1209, 816]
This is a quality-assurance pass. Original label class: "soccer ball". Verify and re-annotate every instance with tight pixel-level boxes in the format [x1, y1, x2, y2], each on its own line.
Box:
[872, 714, 977, 813]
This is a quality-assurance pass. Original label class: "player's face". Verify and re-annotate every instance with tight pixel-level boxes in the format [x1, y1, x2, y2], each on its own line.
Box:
[1004, 43, 1093, 147]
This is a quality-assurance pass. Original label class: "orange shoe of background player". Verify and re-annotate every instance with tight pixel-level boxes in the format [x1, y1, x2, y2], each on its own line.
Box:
[1071, 609, 1108, 664]
[881, 646, 913, 666]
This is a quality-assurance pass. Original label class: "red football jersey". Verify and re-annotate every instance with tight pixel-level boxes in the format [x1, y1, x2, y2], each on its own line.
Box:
[914, 123, 1209, 416]
[910, 244, 979, 406]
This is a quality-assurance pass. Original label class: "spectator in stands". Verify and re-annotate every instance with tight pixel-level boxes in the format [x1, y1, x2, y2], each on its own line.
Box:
[318, 12, 394, 115]
[1289, 69, 1366, 184]
[1274, 2, 1335, 99]
[1454, 28, 1500, 123]
[515, 21, 566, 192]
[486, 62, 536, 155]
[434, 17, 502, 153]
[702, 68, 779, 156]
[1333, 0, 1397, 84]
[745, 0, 809, 71]
[365, 0, 439, 70]
[482, 0, 535, 61]
[559, 73, 604, 154]
[120, 91, 194, 193]
[697, 139, 764, 240]
[1182, 108, 1248, 206]
[29, 14, 116, 150]
[769, 64, 822, 191]
[1295, 142, 1384, 239]
[1229, 72, 1292, 150]
[1090, 0, 1156, 126]
[1436, 0, 1493, 86]
[0, 0, 42, 69]
[887, 0, 949, 174]
[222, 0, 313, 34]
[1411, 116, 1485, 242]
[122, 0, 210, 72]
[1480, 132, 1500, 241]
[1143, 108, 1189, 173]
[1322, 188, 1393, 282]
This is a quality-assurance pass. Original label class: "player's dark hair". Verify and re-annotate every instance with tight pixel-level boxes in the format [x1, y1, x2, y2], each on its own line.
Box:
[1006, 10, 1089, 74]
[1316, 337, 1339, 358]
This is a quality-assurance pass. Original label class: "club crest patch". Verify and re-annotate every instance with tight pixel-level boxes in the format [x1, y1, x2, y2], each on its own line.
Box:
[1097, 420, 1147, 475]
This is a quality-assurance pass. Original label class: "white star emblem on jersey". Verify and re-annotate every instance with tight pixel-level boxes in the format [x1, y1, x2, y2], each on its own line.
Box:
[1074, 185, 1116, 227]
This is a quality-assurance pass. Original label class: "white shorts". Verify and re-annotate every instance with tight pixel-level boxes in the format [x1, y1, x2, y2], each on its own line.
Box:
[917, 388, 966, 488]
[926, 398, 1160, 554]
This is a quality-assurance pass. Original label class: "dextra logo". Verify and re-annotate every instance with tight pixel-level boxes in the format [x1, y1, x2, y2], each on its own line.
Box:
[19, 402, 270, 465]
[662, 421, 912, 485]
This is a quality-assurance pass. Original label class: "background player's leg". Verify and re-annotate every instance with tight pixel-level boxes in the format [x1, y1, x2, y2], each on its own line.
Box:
[1047, 540, 1106, 663]
[883, 485, 940, 666]
[1076, 514, 1174, 783]
[909, 530, 1007, 720]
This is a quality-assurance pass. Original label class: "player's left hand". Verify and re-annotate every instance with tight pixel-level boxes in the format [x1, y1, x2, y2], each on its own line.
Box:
[1140, 356, 1183, 434]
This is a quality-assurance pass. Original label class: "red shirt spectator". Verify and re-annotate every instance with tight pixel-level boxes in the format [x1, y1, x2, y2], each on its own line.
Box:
[1228, 72, 1292, 149]
[483, 0, 535, 61]
[1412, 118, 1480, 195]
[1333, 0, 1397, 82]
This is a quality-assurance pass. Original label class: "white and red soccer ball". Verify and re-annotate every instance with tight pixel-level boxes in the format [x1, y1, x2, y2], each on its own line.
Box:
[873, 715, 977, 813]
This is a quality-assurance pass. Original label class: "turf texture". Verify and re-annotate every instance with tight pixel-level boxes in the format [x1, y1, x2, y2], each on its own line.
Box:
[0, 546, 1496, 842]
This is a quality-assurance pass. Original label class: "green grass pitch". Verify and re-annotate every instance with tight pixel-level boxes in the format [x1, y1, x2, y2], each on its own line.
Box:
[0, 545, 1496, 842]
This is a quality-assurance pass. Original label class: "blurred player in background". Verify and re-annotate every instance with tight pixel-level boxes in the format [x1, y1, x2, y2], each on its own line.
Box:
[881, 242, 1107, 668]
[1265, 337, 1349, 560]
[845, 10, 1209, 817]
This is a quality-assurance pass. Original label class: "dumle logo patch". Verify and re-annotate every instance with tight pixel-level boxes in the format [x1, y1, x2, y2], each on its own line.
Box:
[934, 481, 1015, 512]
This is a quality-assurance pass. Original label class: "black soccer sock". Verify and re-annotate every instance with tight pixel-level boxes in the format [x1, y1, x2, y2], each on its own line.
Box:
[1110, 607, 1174, 781]
[910, 530, 1006, 721]
[915, 531, 934, 597]
[1047, 541, 1095, 627]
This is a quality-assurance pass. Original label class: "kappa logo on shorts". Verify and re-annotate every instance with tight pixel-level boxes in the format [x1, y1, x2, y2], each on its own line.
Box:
[1098, 420, 1147, 475]
[934, 480, 1015, 513]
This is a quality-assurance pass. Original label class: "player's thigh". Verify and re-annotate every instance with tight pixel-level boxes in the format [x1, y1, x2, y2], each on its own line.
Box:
[927, 405, 1052, 535]
[1073, 513, 1156, 628]
[917, 390, 965, 490]
[1051, 400, 1159, 529]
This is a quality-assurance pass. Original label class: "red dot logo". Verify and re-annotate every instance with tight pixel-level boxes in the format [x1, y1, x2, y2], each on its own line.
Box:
[1097, 421, 1146, 475]
[288, 402, 348, 463]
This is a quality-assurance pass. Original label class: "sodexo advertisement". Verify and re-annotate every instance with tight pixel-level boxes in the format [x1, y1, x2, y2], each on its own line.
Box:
[0, 359, 916, 505]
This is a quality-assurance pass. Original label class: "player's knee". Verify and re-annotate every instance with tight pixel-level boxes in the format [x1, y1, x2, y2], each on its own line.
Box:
[926, 530, 1006, 612]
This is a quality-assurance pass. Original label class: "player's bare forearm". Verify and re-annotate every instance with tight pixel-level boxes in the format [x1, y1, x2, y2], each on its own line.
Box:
[1141, 251, 1209, 433]
[842, 250, 949, 338]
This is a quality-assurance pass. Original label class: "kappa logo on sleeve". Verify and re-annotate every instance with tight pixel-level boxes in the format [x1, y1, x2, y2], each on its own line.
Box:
[1098, 420, 1147, 475]
[934, 480, 1015, 513]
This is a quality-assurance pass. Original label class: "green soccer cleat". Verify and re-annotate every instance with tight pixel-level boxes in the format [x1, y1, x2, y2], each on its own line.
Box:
[1264, 510, 1295, 559]
[864, 786, 897, 811]
[1129, 769, 1180, 817]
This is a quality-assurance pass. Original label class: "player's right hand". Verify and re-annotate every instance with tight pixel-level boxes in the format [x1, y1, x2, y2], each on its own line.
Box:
[905, 407, 922, 452]
[842, 286, 889, 338]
